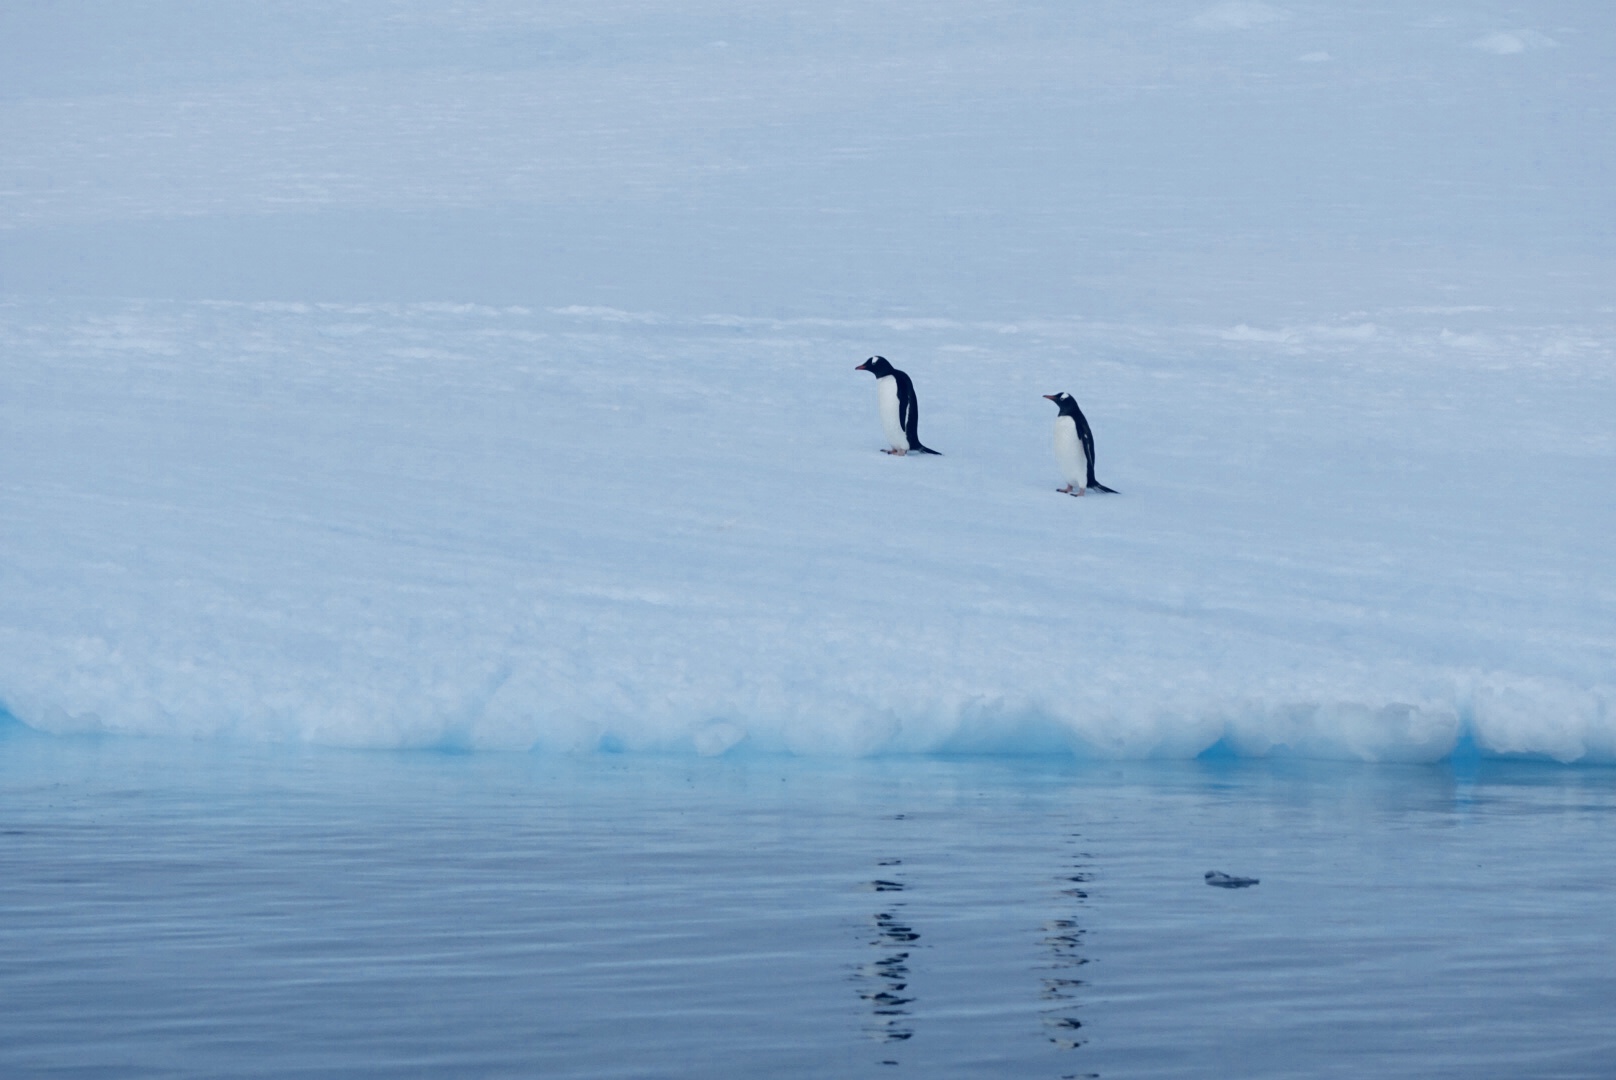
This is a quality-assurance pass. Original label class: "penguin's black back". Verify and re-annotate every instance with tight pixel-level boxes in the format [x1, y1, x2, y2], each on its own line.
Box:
[893, 368, 940, 455]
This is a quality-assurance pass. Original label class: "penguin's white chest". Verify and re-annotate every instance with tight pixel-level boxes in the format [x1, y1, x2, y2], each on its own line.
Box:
[876, 376, 908, 450]
[1053, 416, 1086, 488]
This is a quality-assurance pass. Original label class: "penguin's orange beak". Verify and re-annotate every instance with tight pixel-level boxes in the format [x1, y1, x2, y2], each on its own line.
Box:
[855, 361, 870, 370]
[1043, 394, 1059, 401]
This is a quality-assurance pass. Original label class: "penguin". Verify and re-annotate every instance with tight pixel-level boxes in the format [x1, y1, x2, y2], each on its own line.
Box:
[1043, 392, 1118, 496]
[855, 356, 941, 455]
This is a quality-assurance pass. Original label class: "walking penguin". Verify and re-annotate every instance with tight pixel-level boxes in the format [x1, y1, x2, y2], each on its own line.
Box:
[855, 356, 941, 456]
[1043, 392, 1118, 495]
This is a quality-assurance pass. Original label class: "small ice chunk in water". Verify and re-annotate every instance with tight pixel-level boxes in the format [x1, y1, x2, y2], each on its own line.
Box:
[1205, 870, 1260, 888]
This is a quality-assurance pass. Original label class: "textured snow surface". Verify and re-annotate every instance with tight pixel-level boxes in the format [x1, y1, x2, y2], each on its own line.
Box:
[2, 1, 1612, 759]
[3, 298, 1611, 760]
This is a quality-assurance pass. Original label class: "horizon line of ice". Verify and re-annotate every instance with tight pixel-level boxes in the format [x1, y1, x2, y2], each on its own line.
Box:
[3, 682, 1611, 765]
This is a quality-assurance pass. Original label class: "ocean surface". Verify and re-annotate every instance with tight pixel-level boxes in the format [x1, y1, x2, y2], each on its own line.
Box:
[4, 724, 1614, 1079]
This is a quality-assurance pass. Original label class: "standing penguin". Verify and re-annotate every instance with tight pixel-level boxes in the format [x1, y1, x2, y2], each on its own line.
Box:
[855, 356, 941, 455]
[1044, 392, 1118, 495]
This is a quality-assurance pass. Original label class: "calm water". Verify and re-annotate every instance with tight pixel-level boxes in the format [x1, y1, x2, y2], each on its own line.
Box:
[3, 725, 1614, 1078]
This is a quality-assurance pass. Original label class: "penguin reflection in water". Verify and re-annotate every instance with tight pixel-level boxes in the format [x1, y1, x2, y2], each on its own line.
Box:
[1043, 392, 1118, 496]
[855, 356, 941, 456]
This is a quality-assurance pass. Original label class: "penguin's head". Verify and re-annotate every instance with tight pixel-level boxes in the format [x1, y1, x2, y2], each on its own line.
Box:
[856, 356, 893, 377]
[1045, 392, 1081, 417]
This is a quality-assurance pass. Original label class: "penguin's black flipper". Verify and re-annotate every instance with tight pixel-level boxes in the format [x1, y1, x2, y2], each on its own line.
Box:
[891, 370, 940, 456]
[1078, 425, 1114, 491]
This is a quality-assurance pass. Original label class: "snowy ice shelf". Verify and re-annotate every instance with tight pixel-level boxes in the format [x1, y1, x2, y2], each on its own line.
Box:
[2, 299, 1611, 762]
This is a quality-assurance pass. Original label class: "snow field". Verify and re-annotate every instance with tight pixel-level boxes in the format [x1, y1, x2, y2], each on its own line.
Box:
[3, 1, 1612, 759]
[2, 297, 1611, 760]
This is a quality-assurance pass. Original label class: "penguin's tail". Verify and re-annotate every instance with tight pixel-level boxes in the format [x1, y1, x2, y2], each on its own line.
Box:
[913, 444, 942, 455]
[1089, 480, 1118, 493]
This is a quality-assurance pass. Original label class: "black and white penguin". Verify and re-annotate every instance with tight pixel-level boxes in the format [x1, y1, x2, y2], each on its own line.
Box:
[1043, 392, 1118, 496]
[855, 356, 940, 455]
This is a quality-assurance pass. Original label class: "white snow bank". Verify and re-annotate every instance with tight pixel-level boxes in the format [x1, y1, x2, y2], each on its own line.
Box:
[2, 299, 1611, 761]
[2, 2, 1612, 761]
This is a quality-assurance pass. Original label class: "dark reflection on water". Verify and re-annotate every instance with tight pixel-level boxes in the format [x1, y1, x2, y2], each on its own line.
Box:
[856, 828, 919, 1062]
[1042, 834, 1094, 1059]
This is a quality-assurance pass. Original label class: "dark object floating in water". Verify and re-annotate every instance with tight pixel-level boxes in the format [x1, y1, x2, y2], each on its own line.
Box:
[868, 880, 905, 891]
[1205, 870, 1260, 888]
